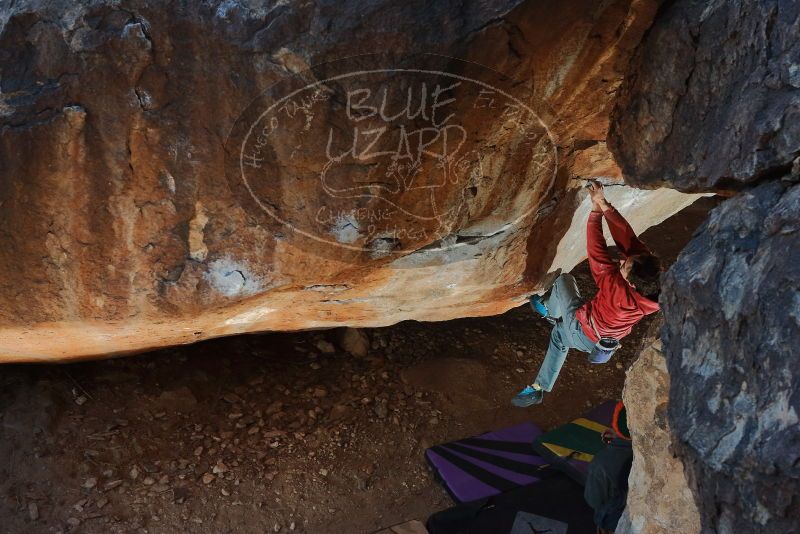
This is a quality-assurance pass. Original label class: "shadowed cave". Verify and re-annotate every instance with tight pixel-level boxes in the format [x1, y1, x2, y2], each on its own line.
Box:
[1, 0, 798, 533]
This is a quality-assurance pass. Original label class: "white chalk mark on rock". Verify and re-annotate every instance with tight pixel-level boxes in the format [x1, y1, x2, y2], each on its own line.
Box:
[224, 307, 276, 326]
[331, 214, 360, 244]
[189, 201, 209, 262]
[205, 257, 264, 297]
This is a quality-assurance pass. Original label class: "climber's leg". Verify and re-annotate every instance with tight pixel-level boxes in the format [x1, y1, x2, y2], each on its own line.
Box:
[544, 274, 582, 320]
[512, 323, 571, 406]
[532, 324, 570, 392]
[514, 274, 590, 406]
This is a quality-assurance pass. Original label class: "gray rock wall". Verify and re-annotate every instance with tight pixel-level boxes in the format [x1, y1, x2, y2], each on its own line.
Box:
[611, 0, 800, 531]
[661, 179, 800, 532]
[610, 0, 800, 192]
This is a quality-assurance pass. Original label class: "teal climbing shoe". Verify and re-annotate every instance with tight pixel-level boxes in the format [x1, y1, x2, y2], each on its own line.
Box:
[529, 295, 550, 318]
[511, 385, 544, 407]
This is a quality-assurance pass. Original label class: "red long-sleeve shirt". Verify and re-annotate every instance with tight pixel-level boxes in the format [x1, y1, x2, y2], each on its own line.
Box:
[575, 207, 660, 343]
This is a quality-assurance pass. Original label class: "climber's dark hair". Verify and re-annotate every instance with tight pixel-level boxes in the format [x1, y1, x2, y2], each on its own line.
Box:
[628, 254, 662, 301]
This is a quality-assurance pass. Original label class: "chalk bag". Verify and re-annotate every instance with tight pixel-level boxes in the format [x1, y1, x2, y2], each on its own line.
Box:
[588, 337, 620, 364]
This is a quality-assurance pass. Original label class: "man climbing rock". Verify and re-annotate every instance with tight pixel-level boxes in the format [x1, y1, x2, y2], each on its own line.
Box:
[512, 181, 661, 407]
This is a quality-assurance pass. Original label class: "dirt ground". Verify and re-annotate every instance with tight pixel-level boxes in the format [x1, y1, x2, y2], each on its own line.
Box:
[0, 198, 718, 534]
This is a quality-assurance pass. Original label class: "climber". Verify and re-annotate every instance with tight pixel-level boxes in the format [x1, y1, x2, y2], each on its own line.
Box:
[584, 402, 633, 533]
[512, 181, 661, 407]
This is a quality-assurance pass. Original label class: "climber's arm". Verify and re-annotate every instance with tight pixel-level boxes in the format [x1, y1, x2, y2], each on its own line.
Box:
[602, 206, 650, 258]
[586, 182, 616, 281]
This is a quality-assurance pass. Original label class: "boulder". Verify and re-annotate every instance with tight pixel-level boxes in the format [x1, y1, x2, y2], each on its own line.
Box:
[609, 0, 800, 192]
[0, 0, 705, 361]
[617, 320, 700, 534]
[610, 0, 800, 531]
[661, 180, 800, 532]
[337, 328, 369, 358]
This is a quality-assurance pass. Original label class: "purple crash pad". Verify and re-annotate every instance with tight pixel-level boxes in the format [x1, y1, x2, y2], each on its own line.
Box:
[425, 422, 547, 503]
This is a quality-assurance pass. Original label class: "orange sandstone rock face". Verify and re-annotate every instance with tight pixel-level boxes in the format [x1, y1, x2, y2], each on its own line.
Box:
[0, 0, 699, 361]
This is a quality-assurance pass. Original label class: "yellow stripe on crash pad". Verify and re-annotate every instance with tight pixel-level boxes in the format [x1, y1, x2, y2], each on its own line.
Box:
[573, 418, 611, 434]
[540, 443, 595, 463]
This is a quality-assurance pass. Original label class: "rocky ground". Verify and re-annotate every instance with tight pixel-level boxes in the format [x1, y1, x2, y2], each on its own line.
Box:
[0, 199, 718, 534]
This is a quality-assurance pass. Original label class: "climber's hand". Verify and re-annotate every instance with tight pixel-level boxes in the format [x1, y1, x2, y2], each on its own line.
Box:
[587, 180, 605, 202]
[587, 180, 610, 212]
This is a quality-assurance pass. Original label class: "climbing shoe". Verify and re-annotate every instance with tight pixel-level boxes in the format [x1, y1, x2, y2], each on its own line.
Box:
[529, 295, 550, 319]
[511, 385, 544, 407]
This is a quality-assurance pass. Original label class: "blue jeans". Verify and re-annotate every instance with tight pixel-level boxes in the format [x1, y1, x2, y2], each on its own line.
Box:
[533, 274, 596, 392]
